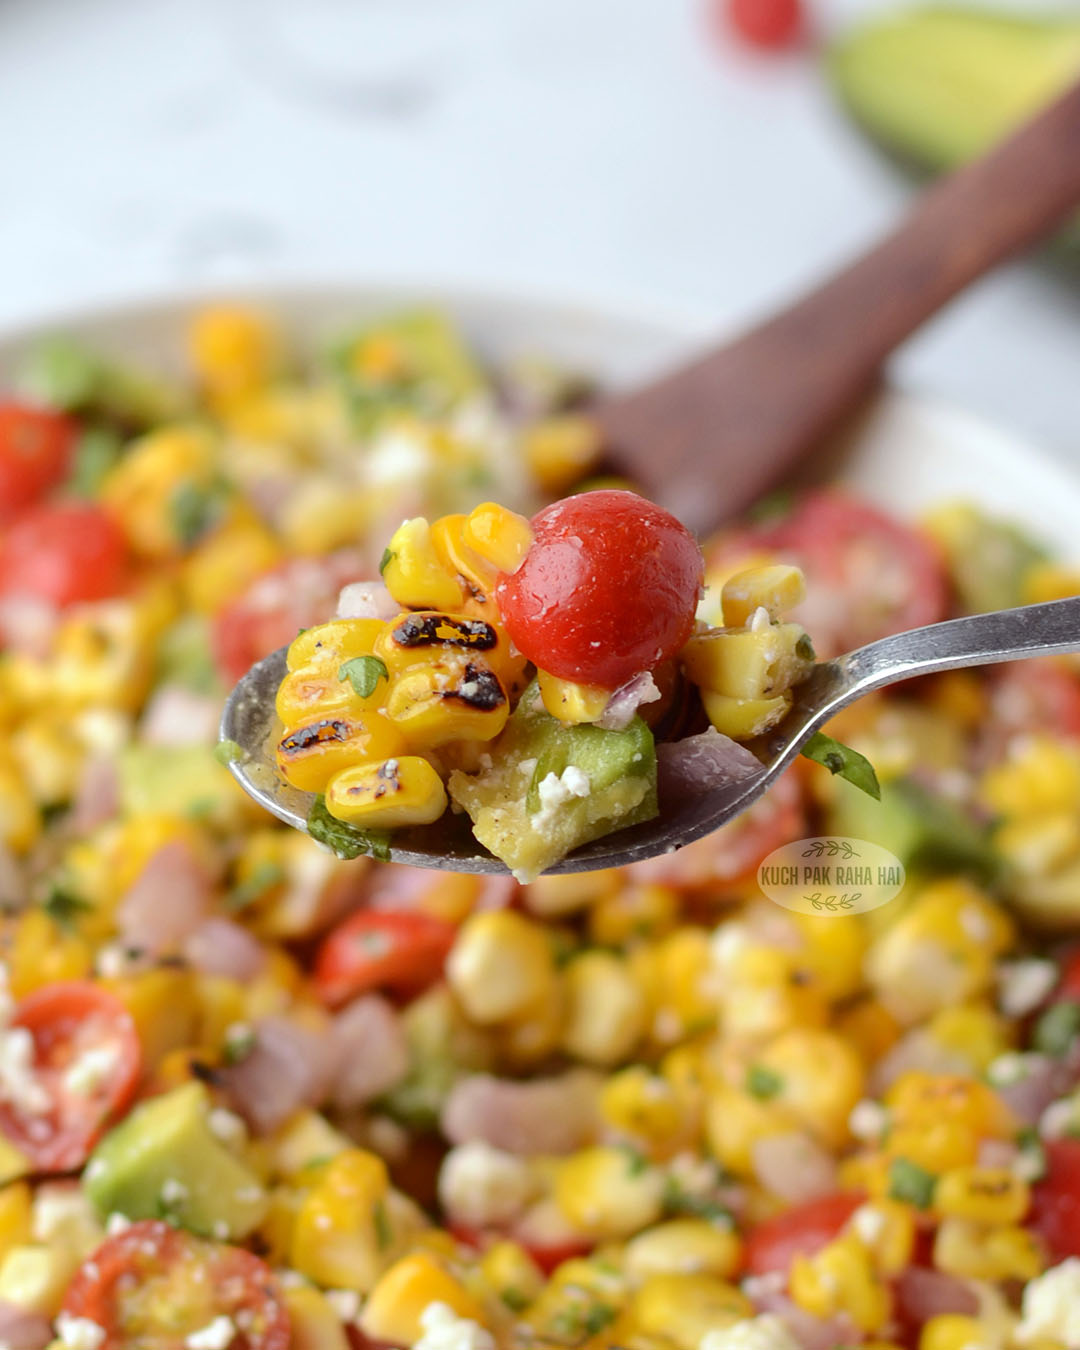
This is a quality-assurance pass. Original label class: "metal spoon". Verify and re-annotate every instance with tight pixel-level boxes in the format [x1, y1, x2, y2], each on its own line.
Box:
[221, 596, 1080, 873]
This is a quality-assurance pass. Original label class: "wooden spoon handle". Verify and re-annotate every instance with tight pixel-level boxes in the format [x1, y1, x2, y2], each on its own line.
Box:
[595, 78, 1080, 533]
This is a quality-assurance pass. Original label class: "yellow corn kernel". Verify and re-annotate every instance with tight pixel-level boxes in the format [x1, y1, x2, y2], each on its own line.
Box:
[278, 480, 373, 557]
[752, 1028, 865, 1149]
[885, 1123, 979, 1175]
[933, 1166, 1030, 1225]
[681, 624, 811, 700]
[189, 306, 282, 396]
[537, 669, 612, 724]
[375, 609, 527, 696]
[886, 1072, 1014, 1140]
[499, 981, 566, 1068]
[360, 1251, 489, 1345]
[0, 757, 40, 855]
[462, 501, 534, 575]
[284, 1285, 350, 1350]
[428, 513, 499, 621]
[714, 942, 829, 1042]
[928, 1003, 1014, 1073]
[290, 1149, 392, 1292]
[268, 1110, 350, 1181]
[182, 508, 281, 615]
[600, 1068, 684, 1154]
[101, 425, 217, 558]
[933, 1218, 1044, 1282]
[385, 657, 509, 749]
[790, 1235, 891, 1333]
[555, 1148, 665, 1241]
[0, 1185, 32, 1265]
[624, 1220, 741, 1281]
[702, 691, 791, 741]
[1024, 561, 1080, 604]
[9, 716, 84, 811]
[278, 631, 390, 726]
[287, 619, 388, 673]
[630, 1274, 752, 1350]
[479, 1240, 544, 1312]
[7, 909, 92, 998]
[919, 1316, 992, 1350]
[325, 755, 447, 829]
[382, 518, 466, 612]
[0, 1243, 82, 1317]
[276, 712, 405, 794]
[836, 999, 902, 1066]
[981, 735, 1080, 818]
[721, 565, 807, 627]
[561, 950, 647, 1067]
[102, 968, 199, 1071]
[925, 670, 988, 731]
[704, 1087, 796, 1179]
[446, 910, 556, 1025]
[523, 414, 603, 494]
[589, 882, 679, 946]
[844, 1201, 915, 1277]
[789, 913, 869, 1004]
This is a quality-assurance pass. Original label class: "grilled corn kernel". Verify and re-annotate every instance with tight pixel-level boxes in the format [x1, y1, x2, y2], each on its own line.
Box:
[462, 501, 534, 574]
[385, 656, 509, 749]
[275, 713, 405, 794]
[103, 968, 199, 1071]
[561, 950, 647, 1066]
[555, 1148, 664, 1241]
[523, 414, 603, 494]
[101, 425, 218, 558]
[702, 691, 791, 741]
[181, 508, 281, 614]
[189, 306, 282, 395]
[681, 623, 811, 700]
[752, 1028, 865, 1149]
[600, 1068, 684, 1154]
[933, 1217, 1044, 1281]
[624, 1220, 741, 1281]
[590, 883, 679, 946]
[287, 619, 388, 673]
[918, 1316, 991, 1350]
[446, 910, 556, 1025]
[790, 1234, 891, 1333]
[788, 913, 868, 1004]
[721, 565, 807, 627]
[630, 1274, 752, 1350]
[376, 609, 527, 695]
[290, 1149, 392, 1292]
[268, 1110, 349, 1181]
[479, 1240, 544, 1312]
[538, 670, 612, 724]
[885, 1072, 1014, 1140]
[361, 1252, 489, 1345]
[844, 1201, 915, 1277]
[382, 517, 465, 612]
[933, 1166, 1030, 1225]
[284, 1285, 350, 1350]
[325, 755, 447, 829]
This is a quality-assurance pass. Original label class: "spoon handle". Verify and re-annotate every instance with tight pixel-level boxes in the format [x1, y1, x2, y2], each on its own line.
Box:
[840, 595, 1080, 696]
[597, 78, 1080, 532]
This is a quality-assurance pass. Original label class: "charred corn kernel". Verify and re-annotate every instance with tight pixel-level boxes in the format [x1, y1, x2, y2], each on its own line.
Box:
[836, 999, 902, 1065]
[682, 624, 811, 700]
[601, 1068, 684, 1153]
[704, 1086, 797, 1179]
[702, 691, 791, 740]
[537, 669, 612, 725]
[933, 1218, 1044, 1282]
[276, 712, 405, 793]
[928, 1004, 1013, 1073]
[555, 1148, 665, 1240]
[182, 508, 281, 614]
[447, 910, 556, 1024]
[499, 982, 565, 1068]
[325, 755, 447, 828]
[523, 414, 603, 494]
[376, 609, 527, 695]
[525, 868, 622, 918]
[288, 619, 388, 673]
[382, 518, 465, 612]
[101, 425, 217, 557]
[103, 968, 199, 1070]
[7, 909, 92, 997]
[0, 759, 40, 855]
[430, 512, 499, 607]
[360, 1251, 488, 1345]
[721, 565, 807, 627]
[624, 1220, 741, 1281]
[189, 306, 282, 395]
[790, 1234, 891, 1333]
[753, 1028, 865, 1149]
[919, 1316, 991, 1350]
[269, 1110, 351, 1181]
[462, 501, 534, 574]
[385, 657, 509, 748]
[866, 880, 1014, 1024]
[789, 913, 868, 1003]
[844, 1201, 915, 1277]
[981, 735, 1080, 817]
[284, 1285, 350, 1350]
[933, 1166, 1030, 1225]
[590, 883, 679, 946]
[630, 1274, 752, 1350]
[290, 1149, 393, 1292]
[561, 950, 647, 1066]
[0, 1185, 31, 1264]
[479, 1240, 544, 1311]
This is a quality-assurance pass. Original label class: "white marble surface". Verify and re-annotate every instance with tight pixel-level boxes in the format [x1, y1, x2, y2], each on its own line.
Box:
[2, 0, 1078, 465]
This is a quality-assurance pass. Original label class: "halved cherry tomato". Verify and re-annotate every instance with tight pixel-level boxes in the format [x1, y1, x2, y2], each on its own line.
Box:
[62, 1220, 289, 1350]
[744, 1191, 863, 1274]
[314, 910, 458, 1008]
[0, 401, 76, 523]
[719, 0, 803, 49]
[496, 490, 704, 690]
[1030, 1138, 1080, 1261]
[212, 550, 364, 684]
[450, 1221, 592, 1275]
[710, 491, 948, 659]
[0, 982, 140, 1173]
[0, 502, 130, 607]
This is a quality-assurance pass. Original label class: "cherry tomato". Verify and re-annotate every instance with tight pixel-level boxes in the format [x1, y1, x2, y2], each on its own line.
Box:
[212, 550, 364, 684]
[62, 1220, 290, 1350]
[710, 491, 948, 659]
[1052, 949, 1080, 1004]
[1030, 1138, 1080, 1261]
[0, 502, 130, 607]
[720, 0, 803, 49]
[0, 982, 140, 1174]
[496, 491, 704, 690]
[314, 910, 458, 1008]
[450, 1222, 592, 1275]
[744, 1192, 862, 1274]
[0, 402, 76, 523]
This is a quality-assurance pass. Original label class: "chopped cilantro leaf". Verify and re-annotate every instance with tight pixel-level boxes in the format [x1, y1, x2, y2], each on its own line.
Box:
[338, 655, 388, 699]
[746, 1064, 784, 1100]
[42, 884, 94, 933]
[802, 732, 880, 800]
[170, 479, 227, 549]
[1033, 1000, 1080, 1058]
[888, 1157, 935, 1209]
[307, 796, 391, 862]
[70, 428, 123, 497]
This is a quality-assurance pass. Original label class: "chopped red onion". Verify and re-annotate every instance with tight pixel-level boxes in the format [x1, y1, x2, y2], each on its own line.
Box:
[183, 918, 266, 981]
[336, 580, 400, 621]
[117, 841, 212, 957]
[442, 1070, 600, 1155]
[218, 1016, 337, 1134]
[596, 673, 662, 731]
[656, 728, 762, 802]
[330, 996, 410, 1108]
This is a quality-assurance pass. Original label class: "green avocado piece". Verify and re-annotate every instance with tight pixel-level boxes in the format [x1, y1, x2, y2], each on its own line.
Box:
[118, 742, 237, 826]
[448, 684, 658, 882]
[84, 1082, 267, 1239]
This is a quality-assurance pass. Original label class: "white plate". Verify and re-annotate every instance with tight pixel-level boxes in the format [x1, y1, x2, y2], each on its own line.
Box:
[1, 282, 1078, 550]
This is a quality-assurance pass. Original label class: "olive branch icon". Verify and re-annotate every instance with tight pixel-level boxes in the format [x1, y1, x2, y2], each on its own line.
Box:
[801, 840, 859, 860]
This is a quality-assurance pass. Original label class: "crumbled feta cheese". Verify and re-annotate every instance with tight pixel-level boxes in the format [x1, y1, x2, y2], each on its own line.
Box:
[185, 1316, 237, 1350]
[438, 1141, 536, 1228]
[160, 1178, 189, 1206]
[94, 943, 131, 979]
[325, 1289, 361, 1324]
[55, 1314, 106, 1350]
[63, 1042, 121, 1096]
[848, 1099, 888, 1142]
[106, 1212, 131, 1235]
[0, 1026, 51, 1115]
[749, 606, 772, 634]
[849, 1203, 887, 1246]
[960, 904, 991, 942]
[1040, 1096, 1079, 1141]
[560, 766, 590, 797]
[207, 1108, 247, 1147]
[699, 1314, 801, 1350]
[32, 1184, 96, 1242]
[998, 959, 1058, 1017]
[710, 921, 754, 972]
[366, 435, 431, 488]
[531, 766, 591, 832]
[414, 1302, 495, 1350]
[211, 1220, 230, 1241]
[1016, 1258, 1080, 1346]
[987, 1051, 1038, 1087]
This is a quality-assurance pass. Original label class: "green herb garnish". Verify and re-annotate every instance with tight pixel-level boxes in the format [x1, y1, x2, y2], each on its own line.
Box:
[339, 655, 388, 699]
[214, 739, 244, 766]
[1033, 1000, 1080, 1058]
[379, 547, 395, 575]
[802, 732, 880, 799]
[170, 479, 227, 549]
[746, 1064, 784, 1100]
[307, 796, 391, 861]
[70, 428, 123, 497]
[42, 884, 94, 934]
[373, 1199, 393, 1251]
[888, 1157, 936, 1209]
[227, 861, 285, 913]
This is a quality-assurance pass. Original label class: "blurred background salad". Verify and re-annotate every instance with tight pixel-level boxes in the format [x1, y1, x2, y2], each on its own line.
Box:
[1, 0, 1079, 464]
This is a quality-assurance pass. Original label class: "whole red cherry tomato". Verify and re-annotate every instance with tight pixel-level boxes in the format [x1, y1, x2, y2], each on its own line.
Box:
[716, 0, 804, 49]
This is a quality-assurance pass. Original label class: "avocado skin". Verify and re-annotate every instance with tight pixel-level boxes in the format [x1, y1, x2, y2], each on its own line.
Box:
[84, 1082, 267, 1240]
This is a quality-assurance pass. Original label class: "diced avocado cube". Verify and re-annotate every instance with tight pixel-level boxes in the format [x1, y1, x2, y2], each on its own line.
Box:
[84, 1082, 267, 1240]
